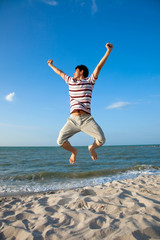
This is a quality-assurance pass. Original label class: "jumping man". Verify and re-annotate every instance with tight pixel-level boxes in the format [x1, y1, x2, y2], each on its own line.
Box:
[48, 43, 113, 164]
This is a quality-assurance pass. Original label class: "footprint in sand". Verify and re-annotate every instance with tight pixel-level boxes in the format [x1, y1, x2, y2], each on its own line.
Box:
[89, 216, 107, 229]
[3, 210, 15, 218]
[80, 189, 96, 196]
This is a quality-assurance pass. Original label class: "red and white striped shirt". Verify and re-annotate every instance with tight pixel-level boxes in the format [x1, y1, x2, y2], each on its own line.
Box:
[64, 74, 97, 114]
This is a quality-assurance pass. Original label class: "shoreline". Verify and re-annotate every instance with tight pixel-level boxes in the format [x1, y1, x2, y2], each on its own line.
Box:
[1, 174, 160, 239]
[1, 169, 160, 198]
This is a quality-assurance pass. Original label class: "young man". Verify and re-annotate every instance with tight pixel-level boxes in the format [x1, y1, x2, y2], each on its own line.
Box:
[48, 43, 113, 164]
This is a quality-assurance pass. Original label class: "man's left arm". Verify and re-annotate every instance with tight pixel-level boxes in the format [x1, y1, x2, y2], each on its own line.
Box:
[93, 43, 113, 79]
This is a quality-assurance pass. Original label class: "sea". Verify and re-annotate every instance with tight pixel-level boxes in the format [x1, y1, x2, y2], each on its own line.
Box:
[0, 145, 160, 197]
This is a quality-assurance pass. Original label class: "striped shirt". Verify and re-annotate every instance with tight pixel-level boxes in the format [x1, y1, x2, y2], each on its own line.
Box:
[64, 74, 97, 114]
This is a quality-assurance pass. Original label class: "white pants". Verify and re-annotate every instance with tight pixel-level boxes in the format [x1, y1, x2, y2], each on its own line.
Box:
[57, 114, 106, 146]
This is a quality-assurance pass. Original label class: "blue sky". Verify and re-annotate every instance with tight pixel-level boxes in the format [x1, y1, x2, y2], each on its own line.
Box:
[0, 0, 160, 146]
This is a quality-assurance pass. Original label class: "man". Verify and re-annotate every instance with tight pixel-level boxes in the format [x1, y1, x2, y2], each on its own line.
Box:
[48, 43, 113, 164]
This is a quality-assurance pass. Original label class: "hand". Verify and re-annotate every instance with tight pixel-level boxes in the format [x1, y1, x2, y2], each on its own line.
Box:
[48, 59, 53, 66]
[106, 43, 113, 52]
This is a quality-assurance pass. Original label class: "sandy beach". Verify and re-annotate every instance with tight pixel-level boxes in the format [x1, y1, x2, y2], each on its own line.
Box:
[0, 174, 160, 240]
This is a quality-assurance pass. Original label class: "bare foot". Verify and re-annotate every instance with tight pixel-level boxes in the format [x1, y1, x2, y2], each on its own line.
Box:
[88, 145, 97, 161]
[69, 149, 78, 164]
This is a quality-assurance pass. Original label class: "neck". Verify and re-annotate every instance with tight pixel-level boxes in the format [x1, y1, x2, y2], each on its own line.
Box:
[74, 75, 84, 81]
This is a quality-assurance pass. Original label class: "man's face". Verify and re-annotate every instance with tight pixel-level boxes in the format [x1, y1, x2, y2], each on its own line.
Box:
[74, 68, 83, 80]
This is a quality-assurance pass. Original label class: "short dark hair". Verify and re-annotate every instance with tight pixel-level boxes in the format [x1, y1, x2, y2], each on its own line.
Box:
[75, 65, 89, 78]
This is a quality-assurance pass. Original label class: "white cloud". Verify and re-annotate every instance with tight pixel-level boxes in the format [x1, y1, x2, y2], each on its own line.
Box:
[42, 0, 58, 6]
[107, 101, 131, 109]
[42, 0, 97, 14]
[5, 92, 15, 102]
[91, 0, 97, 14]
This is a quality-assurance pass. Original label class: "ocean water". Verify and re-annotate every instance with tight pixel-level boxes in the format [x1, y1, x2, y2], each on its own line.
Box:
[0, 145, 160, 196]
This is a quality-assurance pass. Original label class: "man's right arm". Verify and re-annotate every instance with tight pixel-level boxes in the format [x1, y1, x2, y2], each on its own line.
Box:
[47, 59, 65, 80]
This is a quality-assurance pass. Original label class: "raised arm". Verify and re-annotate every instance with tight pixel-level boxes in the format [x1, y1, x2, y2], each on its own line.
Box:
[93, 43, 113, 79]
[48, 59, 65, 80]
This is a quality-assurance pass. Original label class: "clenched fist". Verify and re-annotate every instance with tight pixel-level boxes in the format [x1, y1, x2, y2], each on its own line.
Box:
[48, 59, 53, 66]
[106, 43, 113, 52]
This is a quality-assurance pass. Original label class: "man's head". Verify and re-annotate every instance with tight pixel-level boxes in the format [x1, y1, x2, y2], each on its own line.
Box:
[74, 65, 89, 80]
